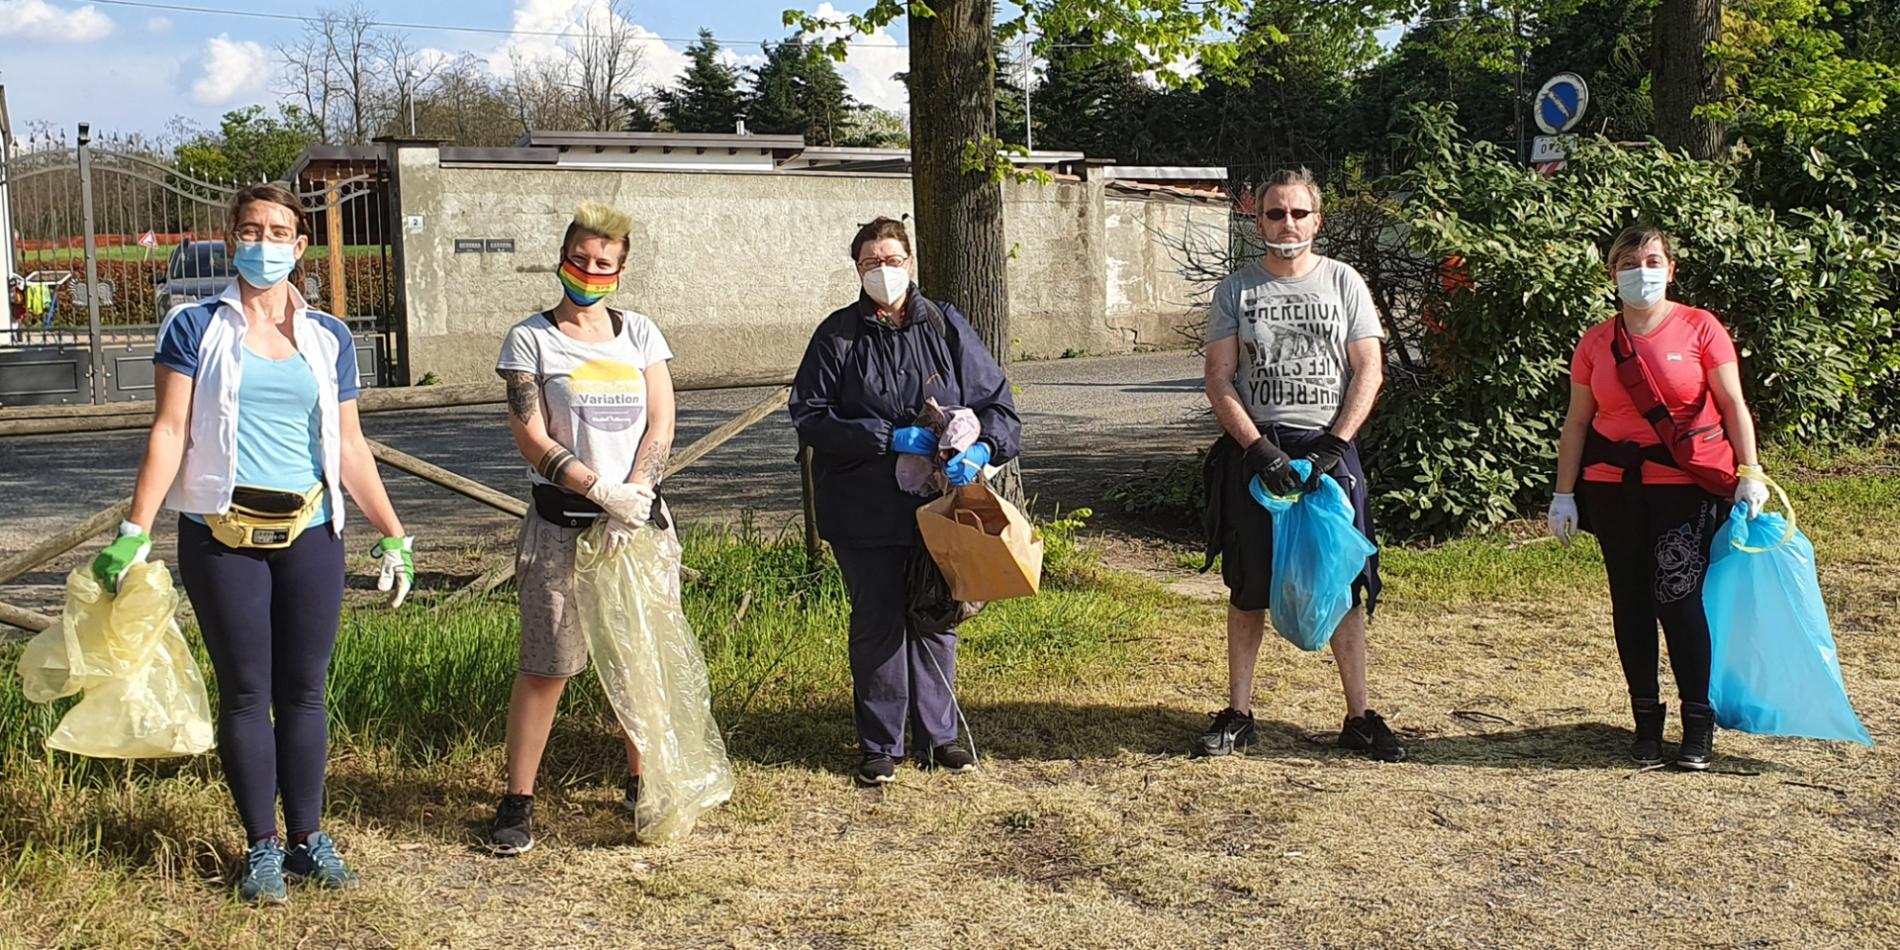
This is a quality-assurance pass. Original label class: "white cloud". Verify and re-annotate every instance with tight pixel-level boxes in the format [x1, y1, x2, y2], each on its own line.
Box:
[486, 0, 688, 94]
[145, 16, 171, 33]
[805, 3, 908, 114]
[189, 33, 270, 106]
[0, 0, 114, 42]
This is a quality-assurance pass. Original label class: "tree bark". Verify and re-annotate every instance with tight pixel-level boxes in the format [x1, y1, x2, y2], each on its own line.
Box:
[910, 0, 1025, 504]
[1652, 0, 1726, 158]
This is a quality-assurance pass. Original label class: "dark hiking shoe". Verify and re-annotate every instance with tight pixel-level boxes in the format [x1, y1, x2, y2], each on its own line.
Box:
[237, 837, 288, 905]
[923, 743, 977, 773]
[1677, 702, 1716, 771]
[855, 753, 897, 787]
[620, 775, 642, 812]
[1630, 698, 1668, 767]
[1194, 707, 1257, 757]
[284, 831, 357, 889]
[1339, 709, 1407, 762]
[486, 794, 535, 855]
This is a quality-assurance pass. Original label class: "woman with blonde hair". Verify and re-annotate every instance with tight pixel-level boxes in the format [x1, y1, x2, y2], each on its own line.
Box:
[91, 182, 413, 902]
[486, 202, 676, 854]
[1548, 225, 1769, 770]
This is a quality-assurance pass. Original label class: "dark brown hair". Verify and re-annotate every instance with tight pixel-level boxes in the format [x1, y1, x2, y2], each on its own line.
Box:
[1606, 226, 1676, 270]
[850, 216, 912, 262]
[224, 183, 310, 243]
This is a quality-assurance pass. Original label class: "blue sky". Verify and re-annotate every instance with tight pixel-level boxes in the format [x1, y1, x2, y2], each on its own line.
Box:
[0, 0, 912, 140]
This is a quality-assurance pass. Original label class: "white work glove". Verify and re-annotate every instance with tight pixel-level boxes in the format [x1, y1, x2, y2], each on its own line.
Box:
[586, 480, 654, 528]
[1548, 492, 1579, 546]
[370, 535, 414, 609]
[1734, 464, 1770, 519]
[600, 516, 640, 553]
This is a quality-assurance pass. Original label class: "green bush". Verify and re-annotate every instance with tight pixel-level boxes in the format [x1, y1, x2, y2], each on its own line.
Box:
[1359, 104, 1900, 539]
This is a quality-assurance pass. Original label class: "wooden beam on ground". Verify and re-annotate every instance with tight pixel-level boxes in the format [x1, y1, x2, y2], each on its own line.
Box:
[0, 497, 131, 586]
[0, 600, 55, 634]
[0, 372, 794, 438]
[364, 439, 527, 518]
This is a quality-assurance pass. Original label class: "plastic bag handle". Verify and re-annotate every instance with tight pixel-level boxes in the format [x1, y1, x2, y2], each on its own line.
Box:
[1730, 471, 1798, 554]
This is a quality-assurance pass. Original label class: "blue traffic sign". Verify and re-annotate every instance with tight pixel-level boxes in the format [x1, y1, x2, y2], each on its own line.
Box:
[1534, 73, 1590, 135]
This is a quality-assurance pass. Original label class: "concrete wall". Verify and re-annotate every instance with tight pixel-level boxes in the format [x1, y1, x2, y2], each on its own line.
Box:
[391, 146, 1222, 384]
[1102, 194, 1229, 351]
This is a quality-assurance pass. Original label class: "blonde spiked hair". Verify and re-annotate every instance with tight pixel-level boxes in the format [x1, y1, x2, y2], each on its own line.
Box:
[562, 201, 633, 265]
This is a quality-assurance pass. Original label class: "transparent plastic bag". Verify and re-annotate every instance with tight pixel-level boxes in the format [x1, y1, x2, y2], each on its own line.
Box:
[574, 525, 734, 843]
[16, 560, 216, 758]
[1248, 460, 1378, 652]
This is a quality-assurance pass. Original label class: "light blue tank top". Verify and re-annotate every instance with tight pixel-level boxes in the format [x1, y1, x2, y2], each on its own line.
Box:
[186, 346, 330, 532]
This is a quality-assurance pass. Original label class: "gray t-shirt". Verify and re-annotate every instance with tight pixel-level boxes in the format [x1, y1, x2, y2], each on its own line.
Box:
[496, 309, 674, 486]
[1207, 256, 1384, 430]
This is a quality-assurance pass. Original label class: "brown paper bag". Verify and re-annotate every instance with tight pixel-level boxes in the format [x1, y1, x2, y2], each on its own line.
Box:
[915, 481, 1044, 602]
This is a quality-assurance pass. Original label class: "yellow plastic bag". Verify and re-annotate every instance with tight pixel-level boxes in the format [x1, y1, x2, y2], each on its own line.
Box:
[574, 526, 733, 843]
[15, 561, 216, 758]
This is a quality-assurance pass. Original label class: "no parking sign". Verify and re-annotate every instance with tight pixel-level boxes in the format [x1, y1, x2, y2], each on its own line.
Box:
[1534, 73, 1590, 135]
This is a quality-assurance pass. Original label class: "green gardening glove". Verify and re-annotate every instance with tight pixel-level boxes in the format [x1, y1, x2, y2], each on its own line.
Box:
[370, 535, 414, 609]
[91, 521, 152, 594]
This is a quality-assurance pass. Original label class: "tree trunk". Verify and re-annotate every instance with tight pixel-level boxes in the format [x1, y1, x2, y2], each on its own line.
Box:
[910, 0, 1024, 505]
[1652, 0, 1725, 158]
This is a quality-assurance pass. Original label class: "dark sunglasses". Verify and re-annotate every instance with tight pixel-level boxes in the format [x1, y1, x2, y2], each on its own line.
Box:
[1263, 208, 1315, 221]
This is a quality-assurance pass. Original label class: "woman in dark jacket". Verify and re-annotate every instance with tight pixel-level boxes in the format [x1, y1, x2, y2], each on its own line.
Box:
[789, 216, 1022, 787]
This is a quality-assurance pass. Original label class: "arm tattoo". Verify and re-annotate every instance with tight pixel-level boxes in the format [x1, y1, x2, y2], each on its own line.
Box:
[535, 445, 577, 484]
[502, 370, 540, 423]
[636, 444, 670, 486]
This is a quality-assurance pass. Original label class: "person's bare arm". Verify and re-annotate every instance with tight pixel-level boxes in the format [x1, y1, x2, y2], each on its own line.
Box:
[338, 401, 406, 538]
[126, 367, 193, 532]
[629, 360, 675, 490]
[1707, 362, 1760, 468]
[1204, 336, 1263, 445]
[1555, 382, 1598, 493]
[500, 369, 600, 494]
[1329, 337, 1384, 441]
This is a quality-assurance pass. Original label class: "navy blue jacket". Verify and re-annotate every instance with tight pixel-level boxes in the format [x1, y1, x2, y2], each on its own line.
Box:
[790, 290, 1022, 548]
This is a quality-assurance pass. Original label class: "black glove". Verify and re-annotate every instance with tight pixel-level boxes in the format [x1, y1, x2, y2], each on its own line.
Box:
[1243, 436, 1303, 496]
[1301, 433, 1350, 492]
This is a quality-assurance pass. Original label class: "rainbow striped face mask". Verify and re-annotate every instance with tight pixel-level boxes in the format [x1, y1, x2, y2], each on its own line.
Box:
[558, 260, 620, 306]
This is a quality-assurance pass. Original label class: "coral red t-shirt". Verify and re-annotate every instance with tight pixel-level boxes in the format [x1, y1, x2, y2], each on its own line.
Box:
[1571, 304, 1738, 485]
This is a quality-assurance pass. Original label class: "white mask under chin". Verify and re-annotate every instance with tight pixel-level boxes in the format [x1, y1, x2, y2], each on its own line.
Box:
[1265, 239, 1312, 260]
[862, 265, 909, 307]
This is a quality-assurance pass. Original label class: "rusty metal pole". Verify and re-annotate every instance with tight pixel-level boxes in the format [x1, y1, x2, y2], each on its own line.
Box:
[76, 124, 107, 404]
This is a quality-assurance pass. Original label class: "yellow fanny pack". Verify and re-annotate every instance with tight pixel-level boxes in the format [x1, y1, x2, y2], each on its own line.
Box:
[207, 484, 325, 550]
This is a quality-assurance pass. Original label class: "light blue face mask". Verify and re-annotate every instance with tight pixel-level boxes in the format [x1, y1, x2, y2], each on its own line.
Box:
[1616, 265, 1669, 309]
[234, 240, 300, 289]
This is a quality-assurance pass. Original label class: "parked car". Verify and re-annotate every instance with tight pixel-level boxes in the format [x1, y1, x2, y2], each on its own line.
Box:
[154, 241, 235, 317]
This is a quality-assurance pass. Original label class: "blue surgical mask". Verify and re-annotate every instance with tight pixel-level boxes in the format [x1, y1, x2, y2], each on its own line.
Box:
[1616, 265, 1669, 309]
[234, 240, 299, 289]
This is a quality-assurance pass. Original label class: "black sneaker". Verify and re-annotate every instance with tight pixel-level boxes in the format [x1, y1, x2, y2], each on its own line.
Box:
[620, 775, 641, 812]
[1194, 707, 1257, 757]
[1630, 698, 1667, 767]
[922, 743, 977, 773]
[855, 753, 897, 787]
[1677, 702, 1715, 771]
[486, 793, 535, 855]
[1339, 710, 1407, 762]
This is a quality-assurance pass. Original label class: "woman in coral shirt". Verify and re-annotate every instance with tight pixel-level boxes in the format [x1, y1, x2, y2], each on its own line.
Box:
[1547, 226, 1769, 771]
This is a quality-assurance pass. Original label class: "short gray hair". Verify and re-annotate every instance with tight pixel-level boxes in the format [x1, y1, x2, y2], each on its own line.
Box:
[1254, 168, 1323, 213]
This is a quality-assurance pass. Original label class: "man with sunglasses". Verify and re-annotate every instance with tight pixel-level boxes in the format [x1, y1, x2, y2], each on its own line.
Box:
[1195, 168, 1404, 762]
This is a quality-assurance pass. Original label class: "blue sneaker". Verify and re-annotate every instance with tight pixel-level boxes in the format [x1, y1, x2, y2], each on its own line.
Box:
[285, 831, 358, 889]
[237, 837, 288, 904]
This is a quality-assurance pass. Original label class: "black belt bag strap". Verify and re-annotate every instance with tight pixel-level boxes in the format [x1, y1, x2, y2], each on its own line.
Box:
[530, 482, 671, 531]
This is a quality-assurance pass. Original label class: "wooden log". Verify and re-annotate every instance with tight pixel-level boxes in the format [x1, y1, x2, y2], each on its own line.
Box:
[0, 498, 131, 586]
[364, 439, 527, 518]
[0, 600, 56, 634]
[324, 181, 348, 322]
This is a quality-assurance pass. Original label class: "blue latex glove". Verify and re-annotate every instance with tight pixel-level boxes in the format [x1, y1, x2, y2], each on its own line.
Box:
[944, 441, 992, 487]
[891, 426, 938, 455]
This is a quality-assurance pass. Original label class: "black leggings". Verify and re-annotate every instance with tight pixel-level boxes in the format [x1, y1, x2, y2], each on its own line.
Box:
[176, 516, 344, 841]
[1581, 482, 1722, 706]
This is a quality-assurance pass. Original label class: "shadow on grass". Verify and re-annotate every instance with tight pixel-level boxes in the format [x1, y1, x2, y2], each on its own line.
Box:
[1411, 721, 1782, 773]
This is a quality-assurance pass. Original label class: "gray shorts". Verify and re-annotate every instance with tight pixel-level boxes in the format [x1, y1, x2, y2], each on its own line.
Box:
[515, 511, 591, 678]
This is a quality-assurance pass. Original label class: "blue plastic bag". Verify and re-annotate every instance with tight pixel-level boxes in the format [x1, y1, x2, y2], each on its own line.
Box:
[1704, 502, 1872, 745]
[1248, 460, 1378, 651]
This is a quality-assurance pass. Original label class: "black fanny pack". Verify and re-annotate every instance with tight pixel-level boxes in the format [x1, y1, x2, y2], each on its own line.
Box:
[530, 482, 670, 530]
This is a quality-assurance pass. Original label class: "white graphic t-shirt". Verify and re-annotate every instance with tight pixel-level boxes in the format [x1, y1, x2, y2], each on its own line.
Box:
[1206, 256, 1385, 430]
[496, 309, 673, 485]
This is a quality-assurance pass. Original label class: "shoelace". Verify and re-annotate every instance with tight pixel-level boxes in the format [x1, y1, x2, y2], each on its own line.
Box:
[301, 836, 344, 872]
[247, 843, 284, 880]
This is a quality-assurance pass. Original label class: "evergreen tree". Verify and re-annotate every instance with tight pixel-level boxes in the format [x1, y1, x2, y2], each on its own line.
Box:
[1033, 30, 1154, 160]
[747, 36, 859, 144]
[657, 28, 747, 133]
[994, 38, 1032, 148]
[622, 93, 664, 132]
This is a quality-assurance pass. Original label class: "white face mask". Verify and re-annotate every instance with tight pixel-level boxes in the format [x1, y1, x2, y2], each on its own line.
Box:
[1264, 239, 1312, 260]
[1617, 266, 1669, 308]
[861, 265, 910, 307]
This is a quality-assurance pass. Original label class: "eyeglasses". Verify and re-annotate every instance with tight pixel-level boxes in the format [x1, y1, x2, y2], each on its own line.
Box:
[1263, 208, 1315, 222]
[856, 255, 909, 271]
[234, 224, 299, 243]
